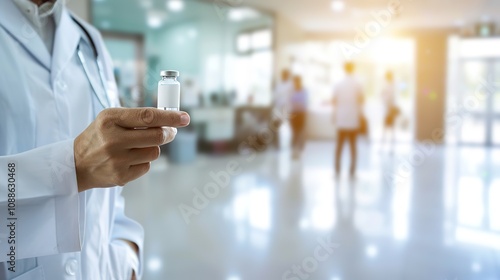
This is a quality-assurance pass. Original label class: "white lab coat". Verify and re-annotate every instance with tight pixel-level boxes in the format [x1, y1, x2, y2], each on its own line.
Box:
[0, 1, 144, 279]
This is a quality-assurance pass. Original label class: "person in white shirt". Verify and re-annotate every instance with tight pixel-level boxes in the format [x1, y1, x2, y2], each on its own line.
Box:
[332, 62, 364, 177]
[273, 69, 293, 147]
[274, 69, 293, 114]
[0, 0, 190, 279]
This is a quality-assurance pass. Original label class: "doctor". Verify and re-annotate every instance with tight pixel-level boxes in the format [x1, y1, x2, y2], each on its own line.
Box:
[0, 0, 190, 279]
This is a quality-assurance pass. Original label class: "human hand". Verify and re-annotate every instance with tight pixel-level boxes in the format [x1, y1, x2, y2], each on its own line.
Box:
[74, 108, 190, 192]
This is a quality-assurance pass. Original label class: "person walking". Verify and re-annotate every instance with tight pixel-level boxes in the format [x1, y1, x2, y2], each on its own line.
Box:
[333, 62, 364, 177]
[290, 75, 308, 159]
[273, 69, 293, 148]
[381, 71, 399, 153]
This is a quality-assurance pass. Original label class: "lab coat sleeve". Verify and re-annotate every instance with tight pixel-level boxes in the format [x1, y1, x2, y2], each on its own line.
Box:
[109, 188, 144, 278]
[0, 139, 82, 261]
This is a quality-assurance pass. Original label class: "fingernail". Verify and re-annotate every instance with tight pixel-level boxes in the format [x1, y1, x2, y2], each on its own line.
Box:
[162, 127, 170, 143]
[180, 113, 190, 125]
[162, 127, 177, 144]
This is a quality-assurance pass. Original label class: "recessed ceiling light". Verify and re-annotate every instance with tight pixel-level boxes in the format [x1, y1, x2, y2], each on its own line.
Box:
[331, 0, 345, 12]
[228, 8, 260, 22]
[472, 262, 482, 273]
[167, 0, 184, 12]
[147, 11, 167, 29]
[366, 245, 378, 258]
[147, 257, 162, 272]
[148, 17, 163, 28]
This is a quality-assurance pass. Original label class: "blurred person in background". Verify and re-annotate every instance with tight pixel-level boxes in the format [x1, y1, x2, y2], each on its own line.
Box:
[290, 75, 308, 159]
[333, 62, 364, 178]
[381, 71, 400, 154]
[273, 69, 293, 147]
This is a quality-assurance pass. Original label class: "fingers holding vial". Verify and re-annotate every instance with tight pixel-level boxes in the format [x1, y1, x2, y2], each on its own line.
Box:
[73, 70, 186, 191]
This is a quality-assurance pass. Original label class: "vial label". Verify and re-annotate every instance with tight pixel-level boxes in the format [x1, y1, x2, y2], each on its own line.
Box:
[157, 83, 180, 111]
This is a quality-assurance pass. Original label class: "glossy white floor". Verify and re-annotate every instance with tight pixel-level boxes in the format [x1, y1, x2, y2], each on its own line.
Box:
[124, 141, 500, 280]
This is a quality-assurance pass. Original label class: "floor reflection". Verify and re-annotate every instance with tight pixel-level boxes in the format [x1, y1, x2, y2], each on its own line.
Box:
[123, 142, 500, 280]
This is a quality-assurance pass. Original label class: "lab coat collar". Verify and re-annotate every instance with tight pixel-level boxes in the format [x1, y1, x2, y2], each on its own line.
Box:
[50, 7, 81, 84]
[0, 0, 51, 70]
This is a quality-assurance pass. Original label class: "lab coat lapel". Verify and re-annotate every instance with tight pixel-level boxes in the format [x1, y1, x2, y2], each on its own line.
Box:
[0, 0, 51, 70]
[51, 7, 81, 84]
[70, 15, 110, 80]
[71, 14, 122, 108]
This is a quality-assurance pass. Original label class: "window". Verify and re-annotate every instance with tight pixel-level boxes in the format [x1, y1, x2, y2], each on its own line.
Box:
[236, 29, 272, 54]
[232, 28, 273, 106]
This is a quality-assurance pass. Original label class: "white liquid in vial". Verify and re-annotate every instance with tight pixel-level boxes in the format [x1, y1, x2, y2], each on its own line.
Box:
[157, 82, 180, 111]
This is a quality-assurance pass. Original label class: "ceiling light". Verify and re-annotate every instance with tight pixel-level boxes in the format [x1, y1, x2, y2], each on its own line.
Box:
[365, 245, 378, 258]
[147, 17, 163, 28]
[167, 0, 184, 12]
[147, 11, 167, 29]
[472, 262, 482, 273]
[147, 257, 162, 272]
[228, 8, 260, 22]
[331, 0, 345, 12]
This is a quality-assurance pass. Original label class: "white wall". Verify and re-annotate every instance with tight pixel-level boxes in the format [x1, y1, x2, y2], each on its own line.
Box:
[274, 14, 304, 79]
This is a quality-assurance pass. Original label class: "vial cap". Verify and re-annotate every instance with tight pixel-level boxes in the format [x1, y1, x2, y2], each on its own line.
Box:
[160, 70, 180, 77]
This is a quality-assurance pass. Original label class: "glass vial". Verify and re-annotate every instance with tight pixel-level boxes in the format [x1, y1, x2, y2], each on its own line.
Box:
[157, 70, 180, 111]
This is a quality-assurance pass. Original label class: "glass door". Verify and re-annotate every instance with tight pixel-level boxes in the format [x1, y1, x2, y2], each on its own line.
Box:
[449, 38, 500, 147]
[458, 59, 489, 145]
[456, 58, 500, 146]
